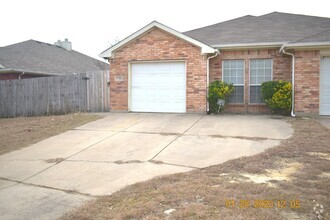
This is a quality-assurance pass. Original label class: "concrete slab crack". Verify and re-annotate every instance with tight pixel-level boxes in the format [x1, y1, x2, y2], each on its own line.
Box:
[148, 160, 199, 169]
[0, 177, 96, 197]
[18, 114, 153, 183]
[150, 115, 204, 160]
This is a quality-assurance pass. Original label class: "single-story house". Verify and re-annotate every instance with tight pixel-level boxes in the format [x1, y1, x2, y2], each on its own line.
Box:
[100, 12, 330, 116]
[0, 39, 109, 80]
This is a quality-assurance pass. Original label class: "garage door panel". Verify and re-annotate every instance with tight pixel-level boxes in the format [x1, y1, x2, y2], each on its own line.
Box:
[133, 74, 184, 85]
[320, 57, 330, 115]
[131, 62, 186, 113]
[132, 63, 185, 73]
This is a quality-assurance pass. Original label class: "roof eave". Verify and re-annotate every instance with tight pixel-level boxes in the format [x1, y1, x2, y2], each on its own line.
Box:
[285, 42, 330, 49]
[0, 68, 63, 76]
[212, 42, 287, 50]
[99, 21, 216, 58]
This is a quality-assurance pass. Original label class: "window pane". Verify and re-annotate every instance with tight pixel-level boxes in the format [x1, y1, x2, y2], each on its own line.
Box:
[237, 76, 244, 85]
[250, 69, 256, 77]
[223, 60, 244, 85]
[230, 75, 235, 83]
[250, 76, 256, 85]
[228, 86, 244, 103]
[249, 59, 272, 103]
[223, 60, 244, 103]
[265, 59, 272, 67]
[250, 60, 257, 68]
[223, 76, 230, 83]
[265, 69, 272, 80]
[250, 86, 264, 103]
[237, 60, 244, 68]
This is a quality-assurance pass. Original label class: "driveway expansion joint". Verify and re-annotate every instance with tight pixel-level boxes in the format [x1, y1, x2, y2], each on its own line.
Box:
[148, 160, 199, 169]
[0, 177, 96, 197]
[18, 116, 154, 183]
[150, 115, 205, 160]
[0, 177, 19, 191]
[183, 134, 283, 141]
[182, 115, 205, 134]
[121, 130, 180, 136]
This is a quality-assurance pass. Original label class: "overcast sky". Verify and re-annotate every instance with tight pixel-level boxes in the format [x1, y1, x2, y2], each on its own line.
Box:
[1, 0, 329, 61]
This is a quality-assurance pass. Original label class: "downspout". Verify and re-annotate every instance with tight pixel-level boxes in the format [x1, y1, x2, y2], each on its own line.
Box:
[18, 72, 25, 79]
[206, 50, 220, 112]
[279, 45, 296, 117]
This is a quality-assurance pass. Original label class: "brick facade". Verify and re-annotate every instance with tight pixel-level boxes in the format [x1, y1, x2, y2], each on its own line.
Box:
[109, 27, 207, 112]
[294, 50, 320, 114]
[109, 27, 323, 115]
[209, 49, 292, 113]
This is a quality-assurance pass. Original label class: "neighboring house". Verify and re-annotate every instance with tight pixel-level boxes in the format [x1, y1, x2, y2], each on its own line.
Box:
[0, 39, 109, 80]
[100, 12, 330, 116]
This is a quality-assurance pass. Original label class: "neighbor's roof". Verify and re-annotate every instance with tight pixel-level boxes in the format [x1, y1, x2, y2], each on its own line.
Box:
[0, 40, 109, 75]
[184, 12, 330, 48]
[100, 21, 215, 58]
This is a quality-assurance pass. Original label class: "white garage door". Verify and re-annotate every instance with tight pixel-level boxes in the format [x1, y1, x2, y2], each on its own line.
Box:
[131, 62, 186, 113]
[320, 57, 330, 115]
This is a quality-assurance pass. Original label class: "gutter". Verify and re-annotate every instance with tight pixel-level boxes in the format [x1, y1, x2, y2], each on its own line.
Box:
[206, 49, 220, 112]
[0, 68, 63, 76]
[284, 41, 330, 49]
[212, 42, 287, 50]
[279, 45, 296, 117]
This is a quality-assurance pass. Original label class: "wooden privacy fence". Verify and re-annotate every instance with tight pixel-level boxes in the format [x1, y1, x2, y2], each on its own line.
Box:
[0, 71, 110, 117]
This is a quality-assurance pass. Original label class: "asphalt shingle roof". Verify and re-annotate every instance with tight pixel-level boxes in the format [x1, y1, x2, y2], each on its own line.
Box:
[184, 12, 330, 46]
[0, 40, 109, 75]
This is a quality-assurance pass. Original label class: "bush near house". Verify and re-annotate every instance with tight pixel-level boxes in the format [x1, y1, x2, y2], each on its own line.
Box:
[208, 80, 234, 114]
[261, 81, 292, 115]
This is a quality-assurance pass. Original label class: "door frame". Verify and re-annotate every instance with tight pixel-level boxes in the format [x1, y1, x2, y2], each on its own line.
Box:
[320, 56, 330, 115]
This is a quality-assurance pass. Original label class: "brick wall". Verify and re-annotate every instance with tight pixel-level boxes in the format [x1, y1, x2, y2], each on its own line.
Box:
[294, 50, 320, 114]
[109, 27, 207, 112]
[209, 49, 292, 113]
[109, 29, 322, 115]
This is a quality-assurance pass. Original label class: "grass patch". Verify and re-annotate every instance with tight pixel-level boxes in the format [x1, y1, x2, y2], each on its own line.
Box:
[0, 113, 102, 155]
[62, 118, 329, 220]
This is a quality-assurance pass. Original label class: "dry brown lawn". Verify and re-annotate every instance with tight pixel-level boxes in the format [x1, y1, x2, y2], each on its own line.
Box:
[0, 113, 102, 155]
[62, 117, 330, 220]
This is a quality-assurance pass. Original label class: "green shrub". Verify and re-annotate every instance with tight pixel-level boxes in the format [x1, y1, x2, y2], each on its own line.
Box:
[261, 81, 292, 115]
[208, 80, 234, 114]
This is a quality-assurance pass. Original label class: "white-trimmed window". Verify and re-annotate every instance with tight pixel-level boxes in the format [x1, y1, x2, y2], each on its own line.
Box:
[249, 59, 272, 103]
[222, 60, 244, 103]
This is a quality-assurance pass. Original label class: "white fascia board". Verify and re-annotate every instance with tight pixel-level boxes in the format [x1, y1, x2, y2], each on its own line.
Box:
[285, 41, 330, 49]
[99, 21, 215, 58]
[212, 42, 287, 50]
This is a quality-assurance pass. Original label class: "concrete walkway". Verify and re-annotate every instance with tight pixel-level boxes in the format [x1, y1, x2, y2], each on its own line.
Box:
[0, 113, 293, 219]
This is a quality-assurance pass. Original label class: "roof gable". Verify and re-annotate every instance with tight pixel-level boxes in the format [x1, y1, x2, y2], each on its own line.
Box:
[99, 21, 215, 58]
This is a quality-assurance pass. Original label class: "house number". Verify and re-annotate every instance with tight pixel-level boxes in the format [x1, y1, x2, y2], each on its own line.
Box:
[114, 75, 124, 82]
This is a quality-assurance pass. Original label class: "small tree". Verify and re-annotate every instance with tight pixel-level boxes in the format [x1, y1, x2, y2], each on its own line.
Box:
[261, 81, 292, 115]
[208, 80, 234, 114]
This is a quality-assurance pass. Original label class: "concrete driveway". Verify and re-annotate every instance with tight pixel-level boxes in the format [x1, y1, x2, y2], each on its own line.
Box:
[317, 116, 330, 129]
[0, 113, 293, 219]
